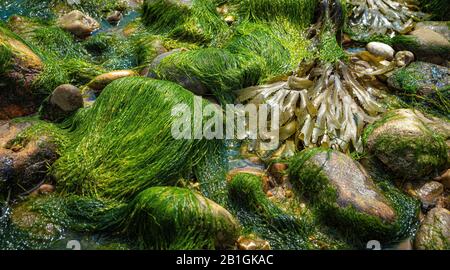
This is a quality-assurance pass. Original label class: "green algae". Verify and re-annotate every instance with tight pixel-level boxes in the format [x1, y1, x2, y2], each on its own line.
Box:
[52, 77, 221, 200]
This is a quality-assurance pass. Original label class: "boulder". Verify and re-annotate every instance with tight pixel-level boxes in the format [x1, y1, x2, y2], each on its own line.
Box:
[288, 148, 418, 242]
[40, 84, 84, 122]
[393, 28, 450, 65]
[414, 207, 450, 250]
[0, 121, 59, 196]
[0, 26, 44, 119]
[290, 149, 396, 222]
[387, 61, 449, 96]
[57, 10, 100, 39]
[365, 109, 448, 180]
[415, 21, 450, 40]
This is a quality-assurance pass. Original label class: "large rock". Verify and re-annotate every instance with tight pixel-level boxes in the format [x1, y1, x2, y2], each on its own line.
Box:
[57, 10, 100, 39]
[365, 109, 448, 180]
[288, 148, 421, 244]
[0, 121, 58, 196]
[393, 28, 450, 65]
[387, 61, 449, 96]
[414, 207, 450, 250]
[40, 84, 84, 122]
[290, 149, 396, 222]
[415, 21, 450, 40]
[0, 26, 44, 119]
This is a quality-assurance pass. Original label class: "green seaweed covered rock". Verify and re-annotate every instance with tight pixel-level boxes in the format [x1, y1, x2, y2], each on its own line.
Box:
[288, 148, 419, 244]
[142, 0, 229, 44]
[392, 28, 450, 65]
[110, 186, 240, 249]
[52, 77, 220, 200]
[0, 26, 43, 119]
[387, 61, 449, 96]
[364, 109, 448, 180]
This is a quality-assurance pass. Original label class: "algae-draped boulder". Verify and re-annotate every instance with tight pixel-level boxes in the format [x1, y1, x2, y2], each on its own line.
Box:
[364, 109, 448, 180]
[53, 77, 220, 200]
[414, 207, 450, 250]
[115, 187, 240, 249]
[0, 120, 63, 196]
[288, 148, 419, 243]
[0, 26, 43, 119]
[392, 28, 450, 65]
[387, 61, 449, 96]
[415, 21, 450, 40]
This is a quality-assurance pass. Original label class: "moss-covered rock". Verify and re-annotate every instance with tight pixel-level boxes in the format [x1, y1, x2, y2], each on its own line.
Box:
[364, 109, 448, 180]
[387, 61, 449, 96]
[52, 77, 221, 200]
[0, 26, 44, 119]
[415, 21, 450, 40]
[414, 207, 450, 250]
[10, 197, 62, 241]
[288, 148, 419, 244]
[0, 119, 66, 197]
[392, 28, 450, 65]
[111, 186, 240, 249]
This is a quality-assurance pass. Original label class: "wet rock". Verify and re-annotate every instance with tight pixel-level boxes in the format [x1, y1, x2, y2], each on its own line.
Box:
[106, 11, 123, 25]
[393, 28, 450, 65]
[387, 61, 449, 95]
[394, 51, 414, 67]
[415, 21, 450, 40]
[435, 169, 450, 189]
[0, 121, 58, 196]
[40, 84, 83, 122]
[415, 181, 444, 209]
[57, 10, 100, 39]
[291, 149, 396, 222]
[414, 207, 450, 250]
[87, 70, 138, 95]
[365, 109, 448, 180]
[367, 42, 395, 60]
[237, 235, 271, 250]
[0, 26, 44, 119]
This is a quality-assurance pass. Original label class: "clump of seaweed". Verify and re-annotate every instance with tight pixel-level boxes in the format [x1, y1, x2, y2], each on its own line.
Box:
[52, 77, 220, 200]
[347, 0, 428, 40]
